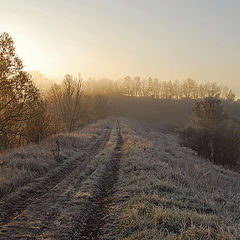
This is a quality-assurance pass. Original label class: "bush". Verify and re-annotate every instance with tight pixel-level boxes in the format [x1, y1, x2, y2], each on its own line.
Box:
[180, 97, 240, 167]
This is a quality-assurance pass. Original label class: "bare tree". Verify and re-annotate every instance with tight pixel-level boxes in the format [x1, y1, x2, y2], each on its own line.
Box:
[46, 74, 86, 132]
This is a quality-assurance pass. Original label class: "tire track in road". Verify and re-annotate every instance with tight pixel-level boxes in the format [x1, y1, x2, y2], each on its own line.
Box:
[69, 120, 123, 240]
[0, 123, 113, 239]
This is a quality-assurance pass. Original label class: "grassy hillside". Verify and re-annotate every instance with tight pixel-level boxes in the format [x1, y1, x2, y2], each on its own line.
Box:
[101, 119, 240, 239]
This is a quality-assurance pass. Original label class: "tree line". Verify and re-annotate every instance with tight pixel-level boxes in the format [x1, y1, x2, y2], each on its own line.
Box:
[83, 76, 235, 101]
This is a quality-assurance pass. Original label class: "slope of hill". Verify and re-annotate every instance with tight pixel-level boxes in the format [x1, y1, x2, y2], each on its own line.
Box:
[101, 119, 240, 239]
[0, 118, 239, 239]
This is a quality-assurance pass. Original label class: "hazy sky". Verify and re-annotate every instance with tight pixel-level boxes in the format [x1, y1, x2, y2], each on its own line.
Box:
[1, 0, 240, 89]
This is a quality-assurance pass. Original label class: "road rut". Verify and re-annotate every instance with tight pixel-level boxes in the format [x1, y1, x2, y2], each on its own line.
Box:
[0, 120, 122, 240]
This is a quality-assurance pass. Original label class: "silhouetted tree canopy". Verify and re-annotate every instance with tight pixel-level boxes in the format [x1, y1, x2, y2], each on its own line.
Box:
[83, 76, 235, 101]
[0, 32, 42, 149]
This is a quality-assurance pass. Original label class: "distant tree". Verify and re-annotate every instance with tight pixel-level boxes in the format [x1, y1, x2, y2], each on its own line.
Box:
[133, 76, 141, 96]
[84, 77, 96, 95]
[124, 76, 132, 96]
[147, 77, 153, 96]
[141, 79, 146, 96]
[198, 84, 206, 99]
[167, 80, 175, 99]
[29, 70, 53, 91]
[173, 80, 181, 99]
[161, 81, 168, 99]
[153, 78, 159, 98]
[182, 78, 197, 99]
[226, 89, 235, 102]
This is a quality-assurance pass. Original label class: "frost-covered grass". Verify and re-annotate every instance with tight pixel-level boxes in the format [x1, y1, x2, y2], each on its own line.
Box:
[1, 117, 239, 239]
[102, 119, 240, 240]
[0, 119, 111, 198]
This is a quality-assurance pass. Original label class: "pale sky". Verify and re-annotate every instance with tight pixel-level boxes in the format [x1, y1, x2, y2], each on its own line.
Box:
[1, 0, 240, 91]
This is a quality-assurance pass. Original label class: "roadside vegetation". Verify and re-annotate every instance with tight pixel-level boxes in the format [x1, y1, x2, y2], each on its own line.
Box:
[101, 119, 240, 239]
[180, 97, 240, 169]
[0, 119, 111, 199]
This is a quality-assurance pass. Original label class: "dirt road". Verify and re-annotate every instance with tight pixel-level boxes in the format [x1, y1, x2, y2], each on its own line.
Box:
[0, 120, 123, 240]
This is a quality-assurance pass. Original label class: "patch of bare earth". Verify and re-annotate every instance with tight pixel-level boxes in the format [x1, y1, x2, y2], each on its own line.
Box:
[66, 120, 123, 240]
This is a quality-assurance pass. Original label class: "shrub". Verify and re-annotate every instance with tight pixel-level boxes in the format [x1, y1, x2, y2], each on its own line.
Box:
[180, 97, 240, 167]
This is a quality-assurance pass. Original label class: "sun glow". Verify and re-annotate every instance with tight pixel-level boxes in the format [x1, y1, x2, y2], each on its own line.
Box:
[13, 33, 45, 70]
[0, 0, 240, 92]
